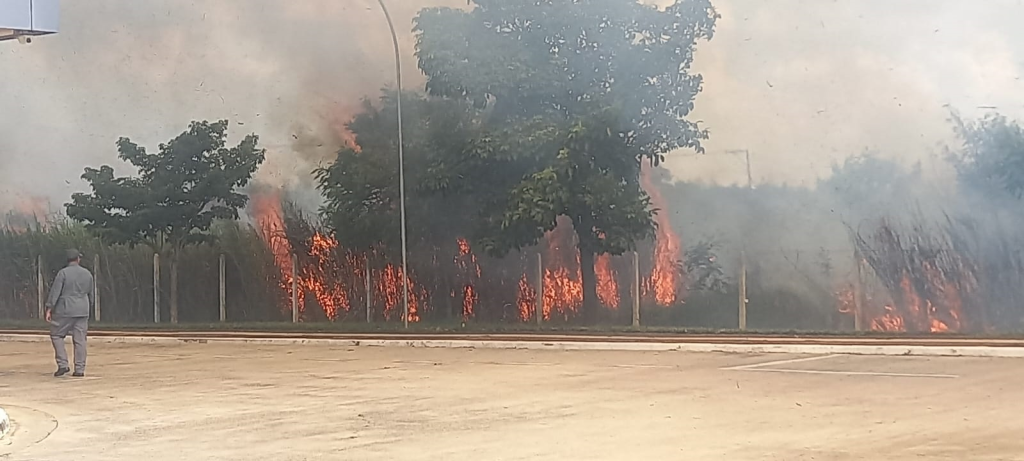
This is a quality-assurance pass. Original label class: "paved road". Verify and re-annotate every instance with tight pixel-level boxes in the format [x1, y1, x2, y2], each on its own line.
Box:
[2, 341, 1023, 460]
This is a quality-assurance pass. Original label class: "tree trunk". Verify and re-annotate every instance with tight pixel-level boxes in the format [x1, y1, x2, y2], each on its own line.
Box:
[169, 250, 179, 324]
[579, 248, 599, 324]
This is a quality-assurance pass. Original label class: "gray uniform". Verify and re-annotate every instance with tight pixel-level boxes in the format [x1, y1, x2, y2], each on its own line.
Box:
[46, 262, 94, 373]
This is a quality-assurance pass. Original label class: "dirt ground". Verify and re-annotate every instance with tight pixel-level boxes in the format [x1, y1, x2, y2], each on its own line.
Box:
[2, 341, 1023, 461]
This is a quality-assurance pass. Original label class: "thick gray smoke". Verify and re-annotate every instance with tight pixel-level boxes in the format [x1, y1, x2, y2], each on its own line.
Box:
[0, 0, 461, 213]
[2, 0, 1022, 209]
[677, 0, 1024, 186]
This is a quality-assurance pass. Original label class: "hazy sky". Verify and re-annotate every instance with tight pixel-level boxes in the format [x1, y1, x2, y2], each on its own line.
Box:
[2, 0, 1023, 211]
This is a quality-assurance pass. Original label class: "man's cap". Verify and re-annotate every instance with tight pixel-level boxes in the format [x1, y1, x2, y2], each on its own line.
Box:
[66, 249, 82, 260]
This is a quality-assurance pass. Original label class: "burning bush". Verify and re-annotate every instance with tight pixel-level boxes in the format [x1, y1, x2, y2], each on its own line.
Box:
[852, 218, 979, 333]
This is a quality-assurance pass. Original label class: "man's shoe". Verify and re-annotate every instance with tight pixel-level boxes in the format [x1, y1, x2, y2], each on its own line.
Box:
[72, 371, 85, 377]
[54, 367, 70, 377]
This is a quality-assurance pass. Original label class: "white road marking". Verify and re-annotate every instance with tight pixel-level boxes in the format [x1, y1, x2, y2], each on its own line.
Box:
[612, 364, 674, 369]
[737, 368, 959, 379]
[394, 360, 557, 366]
[723, 354, 839, 370]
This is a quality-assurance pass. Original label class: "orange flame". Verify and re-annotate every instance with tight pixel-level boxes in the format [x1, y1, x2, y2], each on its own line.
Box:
[835, 285, 856, 314]
[871, 305, 906, 332]
[462, 285, 478, 320]
[595, 254, 619, 309]
[641, 167, 683, 306]
[541, 219, 583, 320]
[854, 268, 969, 333]
[251, 192, 304, 317]
[302, 233, 350, 320]
[327, 107, 361, 153]
[454, 237, 482, 321]
[517, 273, 536, 321]
[251, 191, 423, 322]
[376, 263, 421, 322]
[2, 195, 51, 232]
[543, 265, 583, 320]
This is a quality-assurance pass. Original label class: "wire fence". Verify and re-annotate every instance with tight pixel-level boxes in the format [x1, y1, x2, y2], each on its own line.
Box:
[2, 221, 1019, 333]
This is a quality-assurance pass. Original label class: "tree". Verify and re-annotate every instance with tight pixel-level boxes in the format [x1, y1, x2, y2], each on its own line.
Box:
[948, 112, 1024, 199]
[315, 91, 486, 255]
[819, 152, 924, 222]
[683, 240, 727, 293]
[67, 120, 265, 323]
[414, 0, 718, 321]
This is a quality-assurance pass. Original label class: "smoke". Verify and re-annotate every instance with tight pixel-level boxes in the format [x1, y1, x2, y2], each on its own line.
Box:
[0, 0, 461, 212]
[2, 0, 1022, 209]
[674, 0, 1024, 186]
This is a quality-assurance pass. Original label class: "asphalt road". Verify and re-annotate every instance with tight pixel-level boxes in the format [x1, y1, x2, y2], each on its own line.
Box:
[3, 341, 1023, 460]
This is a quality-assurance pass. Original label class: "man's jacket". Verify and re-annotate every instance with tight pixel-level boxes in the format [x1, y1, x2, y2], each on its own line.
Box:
[46, 263, 94, 318]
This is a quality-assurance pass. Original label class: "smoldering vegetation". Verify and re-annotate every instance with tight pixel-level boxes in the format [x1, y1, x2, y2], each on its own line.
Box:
[664, 114, 1024, 333]
[5, 112, 1024, 333]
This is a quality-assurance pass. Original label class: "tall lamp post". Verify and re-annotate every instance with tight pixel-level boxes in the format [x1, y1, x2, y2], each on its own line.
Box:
[375, 0, 411, 329]
[723, 149, 753, 190]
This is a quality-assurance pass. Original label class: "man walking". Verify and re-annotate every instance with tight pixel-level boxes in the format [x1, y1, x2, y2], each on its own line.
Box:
[45, 249, 94, 377]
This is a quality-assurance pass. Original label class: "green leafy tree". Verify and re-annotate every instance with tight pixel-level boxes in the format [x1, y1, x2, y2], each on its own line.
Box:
[949, 112, 1024, 199]
[67, 120, 265, 323]
[683, 240, 728, 293]
[315, 92, 485, 255]
[414, 0, 718, 321]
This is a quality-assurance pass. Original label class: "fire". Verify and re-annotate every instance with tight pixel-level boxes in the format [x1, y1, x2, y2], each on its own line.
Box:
[251, 190, 422, 322]
[251, 192, 303, 317]
[871, 305, 906, 332]
[517, 273, 536, 321]
[875, 270, 965, 333]
[510, 166, 689, 319]
[462, 285, 477, 320]
[328, 108, 361, 153]
[301, 233, 350, 320]
[849, 221, 975, 334]
[857, 271, 968, 334]
[641, 167, 684, 306]
[14, 196, 50, 219]
[376, 263, 421, 322]
[2, 195, 51, 232]
[835, 286, 855, 314]
[930, 318, 950, 333]
[541, 219, 583, 320]
[453, 238, 482, 321]
[595, 254, 619, 309]
[543, 264, 583, 320]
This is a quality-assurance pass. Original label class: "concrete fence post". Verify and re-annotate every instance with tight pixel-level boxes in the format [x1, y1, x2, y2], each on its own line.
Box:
[632, 251, 640, 328]
[853, 249, 864, 332]
[153, 253, 160, 323]
[93, 254, 101, 322]
[291, 254, 299, 323]
[219, 254, 226, 323]
[535, 253, 543, 325]
[365, 261, 372, 324]
[738, 250, 747, 331]
[37, 255, 44, 319]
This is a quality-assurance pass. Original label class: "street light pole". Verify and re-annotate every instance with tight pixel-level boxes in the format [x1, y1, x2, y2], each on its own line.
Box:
[376, 0, 411, 329]
[724, 149, 752, 190]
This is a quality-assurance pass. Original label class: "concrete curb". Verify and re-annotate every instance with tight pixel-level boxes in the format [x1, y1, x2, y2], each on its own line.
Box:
[0, 407, 10, 440]
[4, 333, 1024, 358]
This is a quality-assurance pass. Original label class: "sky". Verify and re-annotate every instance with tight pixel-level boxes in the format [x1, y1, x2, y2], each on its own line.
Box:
[1, 0, 1023, 212]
